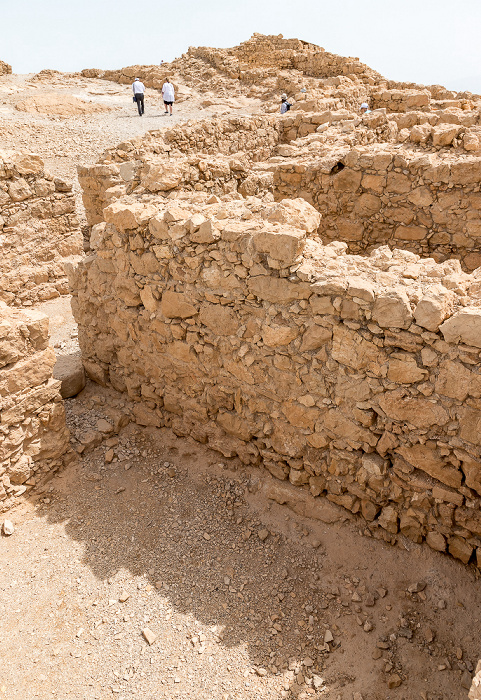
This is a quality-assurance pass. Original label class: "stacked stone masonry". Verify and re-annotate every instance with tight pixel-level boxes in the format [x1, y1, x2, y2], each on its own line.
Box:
[80, 114, 481, 270]
[0, 302, 72, 513]
[70, 185, 481, 569]
[0, 150, 83, 306]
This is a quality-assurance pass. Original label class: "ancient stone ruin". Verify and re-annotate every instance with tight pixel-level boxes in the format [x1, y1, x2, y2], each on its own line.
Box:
[3, 31, 481, 697]
[71, 102, 481, 570]
[0, 149, 82, 306]
[0, 303, 73, 512]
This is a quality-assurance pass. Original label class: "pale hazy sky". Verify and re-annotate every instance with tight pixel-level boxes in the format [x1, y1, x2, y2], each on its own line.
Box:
[3, 0, 481, 93]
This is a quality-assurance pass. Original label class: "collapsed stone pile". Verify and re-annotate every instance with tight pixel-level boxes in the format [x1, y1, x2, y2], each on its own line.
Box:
[0, 303, 73, 513]
[0, 150, 83, 306]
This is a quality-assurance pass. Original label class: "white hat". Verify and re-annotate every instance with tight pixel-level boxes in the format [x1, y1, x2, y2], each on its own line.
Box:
[135, 77, 140, 81]
[361, 102, 369, 108]
[281, 93, 287, 100]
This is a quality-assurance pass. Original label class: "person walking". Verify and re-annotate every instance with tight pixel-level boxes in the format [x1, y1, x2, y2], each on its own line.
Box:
[162, 78, 175, 116]
[132, 77, 145, 116]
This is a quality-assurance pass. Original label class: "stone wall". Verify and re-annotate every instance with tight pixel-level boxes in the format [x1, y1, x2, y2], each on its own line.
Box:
[78, 113, 481, 271]
[0, 302, 72, 513]
[69, 190, 481, 568]
[78, 116, 283, 227]
[0, 150, 83, 306]
[0, 60, 12, 76]
[273, 141, 481, 271]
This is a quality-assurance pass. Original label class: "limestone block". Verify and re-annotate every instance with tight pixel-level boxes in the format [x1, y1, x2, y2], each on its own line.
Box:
[248, 276, 311, 303]
[396, 444, 462, 489]
[458, 407, 481, 445]
[53, 354, 86, 399]
[199, 303, 239, 335]
[378, 506, 399, 534]
[387, 358, 427, 384]
[414, 286, 454, 331]
[435, 360, 477, 401]
[104, 200, 156, 230]
[331, 325, 379, 371]
[300, 324, 332, 351]
[460, 455, 481, 496]
[410, 124, 432, 144]
[14, 153, 44, 175]
[263, 198, 321, 233]
[347, 277, 375, 302]
[190, 220, 220, 244]
[262, 323, 299, 347]
[432, 124, 462, 147]
[322, 409, 378, 447]
[372, 291, 412, 329]
[464, 131, 480, 152]
[140, 285, 158, 313]
[469, 663, 481, 700]
[440, 308, 481, 348]
[377, 391, 449, 429]
[252, 228, 306, 266]
[448, 536, 473, 564]
[332, 168, 361, 192]
[0, 347, 56, 397]
[141, 162, 183, 191]
[8, 455, 33, 485]
[161, 290, 197, 319]
[426, 531, 446, 552]
[8, 178, 32, 201]
[216, 412, 252, 441]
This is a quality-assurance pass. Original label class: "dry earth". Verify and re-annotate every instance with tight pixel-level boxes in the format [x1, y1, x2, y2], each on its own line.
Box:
[0, 71, 261, 230]
[1, 66, 480, 700]
[1, 379, 480, 700]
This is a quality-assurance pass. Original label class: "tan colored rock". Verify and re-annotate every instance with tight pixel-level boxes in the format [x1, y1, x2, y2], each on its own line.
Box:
[262, 323, 299, 347]
[377, 391, 449, 429]
[53, 354, 86, 399]
[300, 324, 332, 351]
[432, 124, 462, 147]
[141, 162, 183, 192]
[199, 303, 238, 335]
[440, 308, 481, 348]
[372, 291, 412, 329]
[397, 444, 462, 488]
[414, 285, 454, 331]
[263, 198, 321, 233]
[161, 290, 198, 319]
[252, 228, 306, 266]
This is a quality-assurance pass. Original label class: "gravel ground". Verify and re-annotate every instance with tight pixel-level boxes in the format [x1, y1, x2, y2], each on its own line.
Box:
[1, 382, 481, 700]
[0, 71, 262, 229]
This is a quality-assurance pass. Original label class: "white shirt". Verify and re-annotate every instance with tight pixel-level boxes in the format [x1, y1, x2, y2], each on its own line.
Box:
[162, 82, 175, 101]
[132, 80, 145, 94]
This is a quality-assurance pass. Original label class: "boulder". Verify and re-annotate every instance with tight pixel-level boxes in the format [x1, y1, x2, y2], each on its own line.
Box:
[53, 353, 86, 398]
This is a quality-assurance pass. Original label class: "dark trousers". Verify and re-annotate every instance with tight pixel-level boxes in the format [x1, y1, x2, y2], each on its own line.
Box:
[134, 93, 144, 115]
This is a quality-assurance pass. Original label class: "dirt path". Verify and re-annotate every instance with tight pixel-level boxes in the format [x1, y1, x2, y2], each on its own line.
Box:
[0, 71, 262, 229]
[1, 382, 479, 700]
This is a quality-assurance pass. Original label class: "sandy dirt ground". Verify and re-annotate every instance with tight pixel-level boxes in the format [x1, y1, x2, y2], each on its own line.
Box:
[0, 70, 480, 700]
[1, 381, 480, 699]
